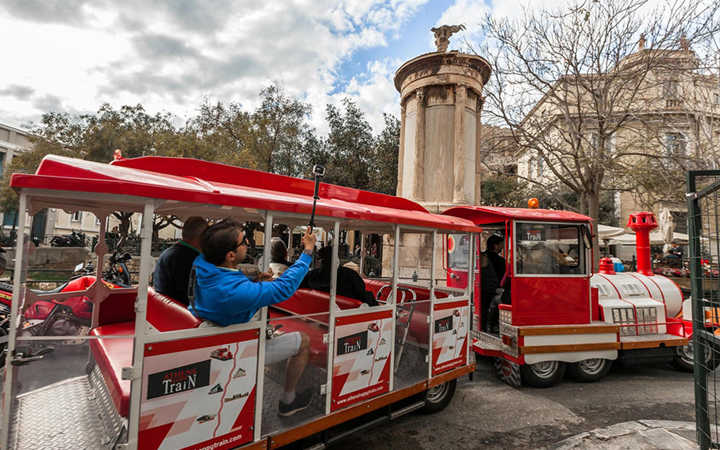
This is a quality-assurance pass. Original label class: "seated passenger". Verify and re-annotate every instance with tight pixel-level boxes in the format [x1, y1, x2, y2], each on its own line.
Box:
[301, 246, 378, 306]
[152, 216, 207, 306]
[269, 237, 290, 279]
[190, 219, 317, 416]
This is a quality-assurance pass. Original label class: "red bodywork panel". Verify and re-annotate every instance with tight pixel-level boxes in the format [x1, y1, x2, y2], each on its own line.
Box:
[510, 277, 590, 325]
[11, 155, 481, 233]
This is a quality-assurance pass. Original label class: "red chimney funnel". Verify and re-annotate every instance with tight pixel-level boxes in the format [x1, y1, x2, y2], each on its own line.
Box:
[598, 257, 616, 274]
[627, 211, 657, 276]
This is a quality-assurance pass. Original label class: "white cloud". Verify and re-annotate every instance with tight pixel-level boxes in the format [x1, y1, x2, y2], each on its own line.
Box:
[0, 0, 428, 133]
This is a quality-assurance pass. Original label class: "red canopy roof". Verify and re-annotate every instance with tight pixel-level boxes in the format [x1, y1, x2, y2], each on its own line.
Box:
[443, 205, 591, 224]
[11, 155, 481, 233]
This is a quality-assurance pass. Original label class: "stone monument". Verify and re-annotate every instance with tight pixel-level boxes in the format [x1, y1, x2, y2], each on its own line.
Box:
[394, 25, 491, 212]
[382, 27, 491, 283]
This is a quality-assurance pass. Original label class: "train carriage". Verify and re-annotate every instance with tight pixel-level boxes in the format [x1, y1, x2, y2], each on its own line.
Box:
[0, 155, 480, 449]
[442, 205, 702, 388]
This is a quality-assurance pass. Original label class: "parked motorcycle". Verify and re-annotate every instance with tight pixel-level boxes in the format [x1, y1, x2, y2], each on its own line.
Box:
[50, 231, 86, 247]
[0, 247, 133, 364]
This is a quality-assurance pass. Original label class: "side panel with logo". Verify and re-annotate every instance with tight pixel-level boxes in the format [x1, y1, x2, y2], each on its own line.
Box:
[331, 309, 393, 412]
[432, 301, 469, 375]
[139, 329, 259, 450]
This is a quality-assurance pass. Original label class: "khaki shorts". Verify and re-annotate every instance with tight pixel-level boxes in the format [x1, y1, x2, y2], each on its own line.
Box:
[199, 320, 301, 365]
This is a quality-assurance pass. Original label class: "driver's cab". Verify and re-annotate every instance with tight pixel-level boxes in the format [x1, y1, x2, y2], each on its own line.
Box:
[443, 207, 594, 334]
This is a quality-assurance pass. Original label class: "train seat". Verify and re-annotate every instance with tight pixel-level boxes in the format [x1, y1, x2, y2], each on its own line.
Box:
[89, 288, 202, 417]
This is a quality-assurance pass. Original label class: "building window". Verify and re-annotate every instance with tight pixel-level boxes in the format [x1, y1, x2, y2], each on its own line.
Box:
[527, 157, 535, 178]
[664, 132, 687, 156]
[537, 158, 544, 177]
[671, 211, 688, 234]
[715, 93, 720, 105]
[71, 211, 82, 223]
[663, 80, 678, 98]
[2, 210, 17, 227]
[590, 133, 615, 154]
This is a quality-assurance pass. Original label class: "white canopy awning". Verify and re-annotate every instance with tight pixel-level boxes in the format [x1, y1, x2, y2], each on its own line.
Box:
[608, 230, 689, 246]
[598, 224, 625, 239]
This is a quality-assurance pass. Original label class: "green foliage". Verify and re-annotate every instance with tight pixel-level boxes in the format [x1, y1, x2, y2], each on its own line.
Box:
[3, 88, 401, 215]
[481, 175, 525, 207]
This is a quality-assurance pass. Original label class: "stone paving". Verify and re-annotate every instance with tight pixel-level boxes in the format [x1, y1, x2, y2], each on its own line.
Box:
[552, 420, 697, 449]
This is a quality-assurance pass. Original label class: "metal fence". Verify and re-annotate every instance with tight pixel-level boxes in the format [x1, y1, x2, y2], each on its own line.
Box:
[688, 170, 720, 449]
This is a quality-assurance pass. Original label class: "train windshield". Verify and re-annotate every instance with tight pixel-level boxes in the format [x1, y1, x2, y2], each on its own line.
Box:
[515, 222, 587, 276]
[447, 234, 471, 270]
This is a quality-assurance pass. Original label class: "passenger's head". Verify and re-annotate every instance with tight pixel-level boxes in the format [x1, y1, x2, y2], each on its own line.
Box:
[270, 238, 288, 264]
[487, 235, 504, 254]
[201, 219, 247, 267]
[318, 245, 333, 268]
[182, 216, 208, 248]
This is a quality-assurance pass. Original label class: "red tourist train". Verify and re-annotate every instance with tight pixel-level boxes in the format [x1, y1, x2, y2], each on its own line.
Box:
[1, 155, 478, 449]
[443, 205, 704, 387]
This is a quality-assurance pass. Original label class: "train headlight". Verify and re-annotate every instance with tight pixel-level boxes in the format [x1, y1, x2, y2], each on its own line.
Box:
[611, 307, 636, 336]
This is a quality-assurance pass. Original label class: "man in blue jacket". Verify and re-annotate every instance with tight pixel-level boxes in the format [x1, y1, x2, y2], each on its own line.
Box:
[191, 218, 317, 416]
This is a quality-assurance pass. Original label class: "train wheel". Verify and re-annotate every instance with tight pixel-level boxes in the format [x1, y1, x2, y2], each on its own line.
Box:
[420, 379, 457, 414]
[567, 358, 611, 382]
[520, 361, 566, 388]
[672, 343, 719, 372]
[494, 357, 522, 387]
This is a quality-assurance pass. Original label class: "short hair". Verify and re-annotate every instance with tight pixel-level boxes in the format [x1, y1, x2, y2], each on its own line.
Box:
[270, 238, 287, 264]
[487, 235, 504, 249]
[182, 216, 208, 241]
[201, 218, 243, 265]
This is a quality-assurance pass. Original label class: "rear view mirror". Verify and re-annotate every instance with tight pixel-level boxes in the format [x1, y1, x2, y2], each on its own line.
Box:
[582, 224, 592, 249]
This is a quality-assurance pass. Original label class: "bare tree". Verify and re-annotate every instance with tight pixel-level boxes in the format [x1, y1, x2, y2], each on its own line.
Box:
[472, 0, 720, 261]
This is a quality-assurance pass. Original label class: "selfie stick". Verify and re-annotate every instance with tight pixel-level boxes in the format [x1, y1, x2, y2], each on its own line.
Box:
[309, 165, 325, 229]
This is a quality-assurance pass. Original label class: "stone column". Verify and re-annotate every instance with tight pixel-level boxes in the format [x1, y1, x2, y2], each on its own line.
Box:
[396, 102, 406, 196]
[453, 85, 466, 204]
[475, 96, 484, 205]
[414, 88, 426, 201]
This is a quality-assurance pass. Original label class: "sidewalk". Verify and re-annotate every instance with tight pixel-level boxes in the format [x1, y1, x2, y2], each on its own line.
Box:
[552, 420, 697, 449]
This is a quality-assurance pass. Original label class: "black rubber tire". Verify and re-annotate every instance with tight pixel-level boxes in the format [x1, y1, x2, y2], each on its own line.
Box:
[520, 361, 566, 388]
[420, 379, 457, 414]
[567, 358, 612, 382]
[672, 342, 720, 372]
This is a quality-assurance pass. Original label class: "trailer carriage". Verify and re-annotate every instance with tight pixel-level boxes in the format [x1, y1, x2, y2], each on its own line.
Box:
[1, 155, 479, 449]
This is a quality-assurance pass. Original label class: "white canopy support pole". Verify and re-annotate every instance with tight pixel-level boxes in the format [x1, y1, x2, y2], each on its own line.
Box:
[466, 232, 476, 364]
[359, 232, 366, 276]
[254, 212, 272, 440]
[389, 225, 400, 391]
[126, 201, 155, 450]
[325, 220, 340, 414]
[0, 191, 27, 447]
[391, 226, 400, 305]
[429, 230, 437, 379]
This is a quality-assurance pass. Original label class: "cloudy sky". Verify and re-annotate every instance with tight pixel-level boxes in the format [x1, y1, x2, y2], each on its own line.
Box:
[0, 0, 508, 134]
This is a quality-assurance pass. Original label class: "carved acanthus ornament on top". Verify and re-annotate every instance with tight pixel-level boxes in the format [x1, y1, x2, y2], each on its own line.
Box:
[431, 24, 465, 53]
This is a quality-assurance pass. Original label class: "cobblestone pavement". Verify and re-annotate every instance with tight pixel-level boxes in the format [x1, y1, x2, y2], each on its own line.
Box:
[337, 358, 696, 449]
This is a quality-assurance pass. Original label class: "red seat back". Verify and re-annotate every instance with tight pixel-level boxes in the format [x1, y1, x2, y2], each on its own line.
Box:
[274, 289, 364, 319]
[146, 288, 202, 331]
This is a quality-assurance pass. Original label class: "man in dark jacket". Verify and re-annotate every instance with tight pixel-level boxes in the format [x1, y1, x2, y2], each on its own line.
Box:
[301, 246, 377, 306]
[152, 216, 207, 306]
[485, 235, 506, 282]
